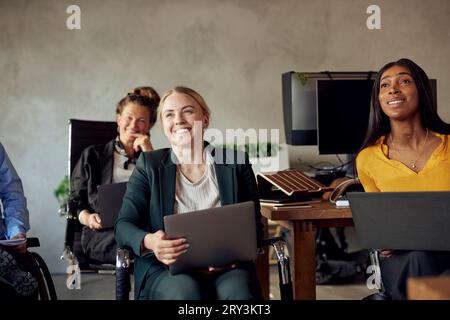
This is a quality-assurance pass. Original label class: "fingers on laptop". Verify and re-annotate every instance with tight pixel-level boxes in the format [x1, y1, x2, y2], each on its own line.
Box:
[157, 244, 189, 265]
[152, 231, 189, 265]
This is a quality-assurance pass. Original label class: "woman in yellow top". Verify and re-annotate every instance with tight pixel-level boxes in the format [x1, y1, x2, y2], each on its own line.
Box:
[356, 58, 450, 299]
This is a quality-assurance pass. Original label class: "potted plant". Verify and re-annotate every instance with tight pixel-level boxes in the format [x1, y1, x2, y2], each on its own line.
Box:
[54, 175, 69, 216]
[219, 142, 288, 173]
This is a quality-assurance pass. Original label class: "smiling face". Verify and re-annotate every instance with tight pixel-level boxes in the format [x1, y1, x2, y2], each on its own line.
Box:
[116, 102, 152, 147]
[378, 65, 419, 121]
[161, 92, 209, 148]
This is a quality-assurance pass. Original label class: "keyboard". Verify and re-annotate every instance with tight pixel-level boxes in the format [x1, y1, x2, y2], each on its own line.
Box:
[256, 169, 333, 196]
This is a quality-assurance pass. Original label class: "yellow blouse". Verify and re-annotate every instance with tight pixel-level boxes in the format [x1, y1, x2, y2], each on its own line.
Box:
[356, 133, 450, 192]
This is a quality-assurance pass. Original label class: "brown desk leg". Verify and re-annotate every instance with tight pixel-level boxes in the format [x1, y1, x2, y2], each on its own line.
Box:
[256, 215, 270, 299]
[291, 221, 316, 299]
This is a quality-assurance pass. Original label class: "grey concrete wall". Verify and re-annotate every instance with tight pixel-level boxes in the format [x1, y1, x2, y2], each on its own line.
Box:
[1, 0, 449, 273]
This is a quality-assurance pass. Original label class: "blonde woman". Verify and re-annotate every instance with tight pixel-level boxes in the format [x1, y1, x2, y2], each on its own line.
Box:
[115, 87, 262, 300]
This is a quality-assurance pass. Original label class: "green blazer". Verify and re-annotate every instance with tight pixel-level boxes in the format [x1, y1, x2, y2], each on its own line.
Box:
[114, 146, 263, 298]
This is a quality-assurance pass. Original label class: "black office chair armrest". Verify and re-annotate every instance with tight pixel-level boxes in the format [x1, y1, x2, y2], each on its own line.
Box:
[260, 236, 293, 300]
[259, 236, 284, 248]
[26, 237, 40, 248]
[362, 249, 391, 300]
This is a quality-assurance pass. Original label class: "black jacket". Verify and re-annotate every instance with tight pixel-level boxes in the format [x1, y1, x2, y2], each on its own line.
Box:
[69, 140, 115, 215]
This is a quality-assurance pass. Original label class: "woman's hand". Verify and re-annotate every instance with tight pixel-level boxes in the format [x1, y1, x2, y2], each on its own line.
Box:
[10, 233, 27, 253]
[196, 263, 238, 275]
[132, 133, 153, 152]
[206, 263, 237, 274]
[380, 249, 394, 258]
[143, 230, 188, 265]
[79, 210, 102, 230]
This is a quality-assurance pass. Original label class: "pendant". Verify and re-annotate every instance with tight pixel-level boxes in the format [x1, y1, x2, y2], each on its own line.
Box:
[411, 163, 416, 169]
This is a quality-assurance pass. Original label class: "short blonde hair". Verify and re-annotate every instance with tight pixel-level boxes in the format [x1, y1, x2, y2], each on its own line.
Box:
[158, 86, 211, 121]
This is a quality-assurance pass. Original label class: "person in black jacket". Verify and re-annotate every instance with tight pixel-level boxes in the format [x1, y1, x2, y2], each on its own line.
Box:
[69, 87, 159, 264]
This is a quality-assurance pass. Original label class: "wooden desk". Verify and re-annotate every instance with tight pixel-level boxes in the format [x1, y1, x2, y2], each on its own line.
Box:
[260, 201, 353, 300]
[408, 276, 450, 300]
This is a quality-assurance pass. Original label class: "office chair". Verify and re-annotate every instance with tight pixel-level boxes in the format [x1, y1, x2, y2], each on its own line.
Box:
[362, 249, 390, 300]
[61, 119, 118, 272]
[261, 237, 293, 300]
[1, 236, 57, 300]
[115, 237, 293, 300]
[25, 237, 58, 300]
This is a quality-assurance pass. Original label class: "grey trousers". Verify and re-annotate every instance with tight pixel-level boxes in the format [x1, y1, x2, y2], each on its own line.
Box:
[139, 264, 261, 300]
[381, 250, 450, 300]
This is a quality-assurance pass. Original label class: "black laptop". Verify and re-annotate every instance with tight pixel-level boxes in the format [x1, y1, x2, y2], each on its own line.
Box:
[347, 191, 450, 251]
[97, 182, 127, 229]
[164, 201, 258, 275]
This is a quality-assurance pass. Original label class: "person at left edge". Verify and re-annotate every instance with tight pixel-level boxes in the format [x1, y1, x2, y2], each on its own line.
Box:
[0, 142, 38, 298]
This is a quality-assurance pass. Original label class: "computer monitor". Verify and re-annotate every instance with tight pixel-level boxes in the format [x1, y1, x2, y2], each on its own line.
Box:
[282, 71, 377, 146]
[316, 79, 438, 155]
[282, 72, 317, 145]
[316, 79, 374, 155]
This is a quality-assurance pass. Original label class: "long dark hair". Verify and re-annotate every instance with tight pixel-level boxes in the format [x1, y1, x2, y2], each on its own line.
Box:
[359, 58, 449, 151]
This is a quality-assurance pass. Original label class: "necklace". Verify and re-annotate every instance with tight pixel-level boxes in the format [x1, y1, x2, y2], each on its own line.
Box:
[389, 128, 429, 169]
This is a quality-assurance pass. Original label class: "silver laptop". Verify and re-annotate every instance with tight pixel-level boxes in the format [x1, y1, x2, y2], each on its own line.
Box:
[97, 182, 127, 229]
[164, 201, 258, 275]
[347, 191, 450, 251]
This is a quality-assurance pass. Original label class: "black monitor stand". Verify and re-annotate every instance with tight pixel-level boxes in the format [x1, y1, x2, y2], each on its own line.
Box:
[343, 154, 357, 179]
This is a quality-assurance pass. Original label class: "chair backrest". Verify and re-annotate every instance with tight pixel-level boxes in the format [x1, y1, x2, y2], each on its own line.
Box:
[65, 119, 118, 269]
[68, 119, 118, 179]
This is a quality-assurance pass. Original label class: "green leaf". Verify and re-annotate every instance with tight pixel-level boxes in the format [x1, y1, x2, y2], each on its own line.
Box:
[217, 142, 279, 158]
[294, 72, 308, 86]
[54, 175, 69, 205]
